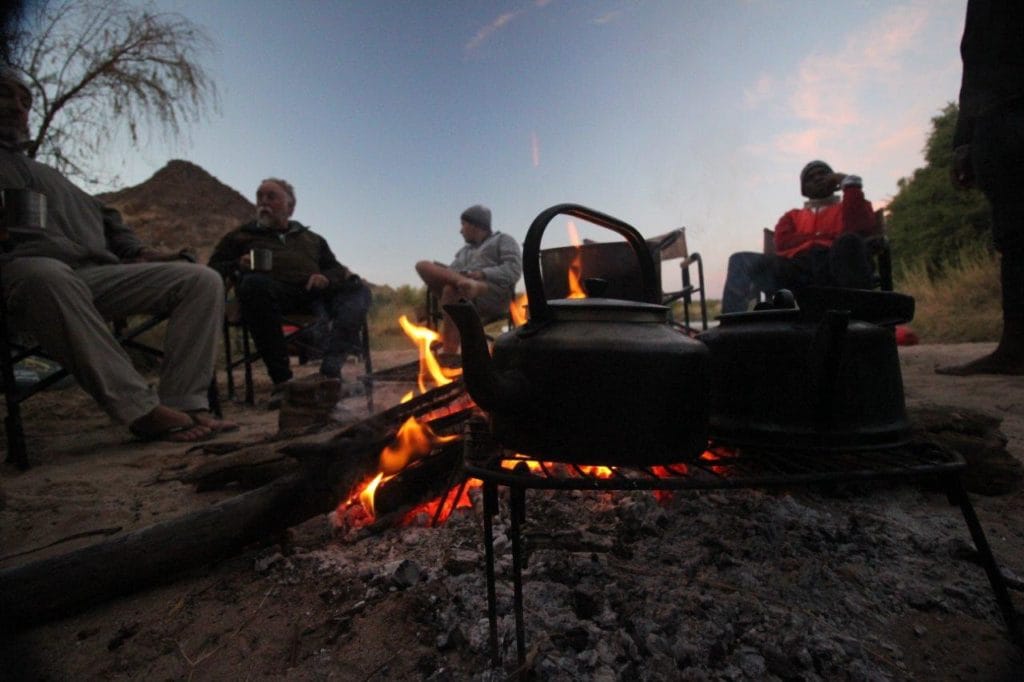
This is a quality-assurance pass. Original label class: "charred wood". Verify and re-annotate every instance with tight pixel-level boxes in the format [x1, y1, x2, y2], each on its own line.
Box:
[0, 472, 334, 632]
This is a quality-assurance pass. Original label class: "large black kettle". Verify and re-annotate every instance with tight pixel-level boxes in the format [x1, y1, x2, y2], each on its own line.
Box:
[445, 203, 710, 466]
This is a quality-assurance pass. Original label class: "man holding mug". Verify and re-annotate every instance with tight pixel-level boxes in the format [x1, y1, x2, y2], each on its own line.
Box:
[209, 178, 371, 407]
[0, 66, 233, 442]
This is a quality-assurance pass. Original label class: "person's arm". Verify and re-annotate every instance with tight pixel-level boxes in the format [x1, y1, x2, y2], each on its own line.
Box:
[772, 210, 803, 255]
[102, 206, 145, 260]
[315, 235, 358, 289]
[474, 233, 522, 291]
[837, 176, 878, 237]
[208, 231, 244, 280]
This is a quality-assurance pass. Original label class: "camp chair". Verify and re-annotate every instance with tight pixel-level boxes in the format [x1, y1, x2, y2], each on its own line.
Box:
[425, 288, 516, 334]
[538, 227, 708, 333]
[223, 304, 374, 412]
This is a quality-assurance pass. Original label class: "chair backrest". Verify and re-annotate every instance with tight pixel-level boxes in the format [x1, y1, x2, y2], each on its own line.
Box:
[538, 228, 685, 302]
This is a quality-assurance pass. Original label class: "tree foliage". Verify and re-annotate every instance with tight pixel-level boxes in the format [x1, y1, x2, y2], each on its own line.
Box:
[885, 102, 991, 277]
[11, 0, 217, 185]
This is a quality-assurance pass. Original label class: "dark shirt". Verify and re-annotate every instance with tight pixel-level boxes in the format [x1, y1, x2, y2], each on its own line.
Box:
[208, 220, 359, 291]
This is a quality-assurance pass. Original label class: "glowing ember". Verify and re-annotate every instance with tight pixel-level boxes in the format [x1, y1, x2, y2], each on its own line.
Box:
[398, 314, 460, 393]
[566, 220, 586, 299]
[400, 477, 482, 526]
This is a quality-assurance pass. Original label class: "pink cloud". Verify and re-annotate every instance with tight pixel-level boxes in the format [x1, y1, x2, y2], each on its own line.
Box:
[466, 11, 522, 52]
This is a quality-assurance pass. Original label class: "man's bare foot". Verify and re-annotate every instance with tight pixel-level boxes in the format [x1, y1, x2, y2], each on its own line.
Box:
[129, 406, 213, 443]
[935, 349, 1024, 376]
[187, 410, 240, 433]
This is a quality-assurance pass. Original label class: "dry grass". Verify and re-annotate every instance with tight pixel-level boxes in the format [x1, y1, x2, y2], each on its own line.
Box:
[896, 246, 1002, 343]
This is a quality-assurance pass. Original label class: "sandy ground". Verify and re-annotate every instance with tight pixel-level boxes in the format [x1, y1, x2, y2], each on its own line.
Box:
[1, 343, 1023, 680]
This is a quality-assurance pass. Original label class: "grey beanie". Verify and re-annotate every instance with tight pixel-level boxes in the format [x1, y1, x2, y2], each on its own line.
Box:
[461, 204, 492, 231]
[800, 160, 833, 182]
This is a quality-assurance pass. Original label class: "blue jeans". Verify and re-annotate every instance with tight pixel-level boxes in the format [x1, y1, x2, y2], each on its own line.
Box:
[720, 233, 873, 314]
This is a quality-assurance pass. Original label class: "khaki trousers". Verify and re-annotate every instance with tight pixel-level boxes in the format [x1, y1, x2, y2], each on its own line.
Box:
[2, 257, 224, 424]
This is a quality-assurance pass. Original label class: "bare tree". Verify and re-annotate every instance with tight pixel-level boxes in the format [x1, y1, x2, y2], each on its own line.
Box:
[11, 0, 217, 184]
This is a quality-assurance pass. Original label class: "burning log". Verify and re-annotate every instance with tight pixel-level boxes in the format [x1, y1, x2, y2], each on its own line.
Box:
[372, 438, 465, 517]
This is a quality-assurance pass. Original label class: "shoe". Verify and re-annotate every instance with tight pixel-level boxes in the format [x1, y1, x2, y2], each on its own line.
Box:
[319, 354, 343, 379]
[267, 382, 289, 410]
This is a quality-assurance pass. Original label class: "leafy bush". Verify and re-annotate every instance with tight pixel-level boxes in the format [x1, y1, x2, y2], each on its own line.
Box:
[896, 244, 1001, 343]
[886, 103, 992, 278]
[367, 284, 428, 350]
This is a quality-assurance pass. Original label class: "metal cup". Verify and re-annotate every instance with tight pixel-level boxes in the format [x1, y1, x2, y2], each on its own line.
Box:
[249, 248, 273, 272]
[1, 188, 47, 230]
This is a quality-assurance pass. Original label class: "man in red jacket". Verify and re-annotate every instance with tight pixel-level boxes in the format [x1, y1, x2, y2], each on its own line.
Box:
[720, 160, 880, 313]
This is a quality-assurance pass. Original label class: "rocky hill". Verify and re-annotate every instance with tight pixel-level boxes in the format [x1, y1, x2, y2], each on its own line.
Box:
[96, 159, 253, 262]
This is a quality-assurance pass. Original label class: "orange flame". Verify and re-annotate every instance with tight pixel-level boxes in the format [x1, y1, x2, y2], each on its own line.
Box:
[566, 220, 586, 299]
[509, 293, 528, 327]
[342, 415, 460, 522]
[399, 314, 460, 393]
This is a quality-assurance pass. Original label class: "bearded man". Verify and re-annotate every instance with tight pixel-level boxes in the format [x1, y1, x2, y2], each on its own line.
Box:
[0, 67, 233, 442]
[209, 178, 371, 407]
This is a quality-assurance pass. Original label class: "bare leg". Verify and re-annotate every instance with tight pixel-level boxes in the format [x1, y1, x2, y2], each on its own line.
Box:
[936, 318, 1024, 375]
[416, 261, 489, 354]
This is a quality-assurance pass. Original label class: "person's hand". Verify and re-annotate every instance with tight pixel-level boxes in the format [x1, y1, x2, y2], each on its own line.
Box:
[951, 145, 974, 189]
[135, 247, 196, 263]
[306, 273, 329, 291]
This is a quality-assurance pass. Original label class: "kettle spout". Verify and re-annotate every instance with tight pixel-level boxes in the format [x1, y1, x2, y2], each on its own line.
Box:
[443, 301, 528, 412]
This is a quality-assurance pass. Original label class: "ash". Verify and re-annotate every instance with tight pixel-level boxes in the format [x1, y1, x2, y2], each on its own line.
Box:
[254, 481, 1006, 680]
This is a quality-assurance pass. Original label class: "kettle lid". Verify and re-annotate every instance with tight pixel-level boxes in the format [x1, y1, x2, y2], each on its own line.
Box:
[548, 297, 669, 323]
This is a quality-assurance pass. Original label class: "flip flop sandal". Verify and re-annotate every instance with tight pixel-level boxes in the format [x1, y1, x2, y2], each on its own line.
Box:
[129, 422, 214, 443]
[188, 411, 241, 433]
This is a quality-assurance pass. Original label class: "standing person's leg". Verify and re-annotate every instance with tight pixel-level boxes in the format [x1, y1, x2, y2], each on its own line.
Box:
[320, 283, 372, 378]
[234, 273, 306, 386]
[939, 107, 1024, 375]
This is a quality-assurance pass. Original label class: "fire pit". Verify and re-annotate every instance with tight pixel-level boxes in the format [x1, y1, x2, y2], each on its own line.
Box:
[461, 417, 1021, 671]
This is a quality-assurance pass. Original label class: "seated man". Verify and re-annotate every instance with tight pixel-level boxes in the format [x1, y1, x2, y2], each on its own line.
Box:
[415, 204, 522, 358]
[0, 67, 232, 442]
[209, 178, 371, 407]
[721, 160, 880, 313]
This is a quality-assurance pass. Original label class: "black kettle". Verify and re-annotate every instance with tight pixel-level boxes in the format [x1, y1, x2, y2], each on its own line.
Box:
[445, 203, 710, 466]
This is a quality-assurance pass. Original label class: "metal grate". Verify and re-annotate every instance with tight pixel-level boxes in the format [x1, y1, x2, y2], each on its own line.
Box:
[462, 418, 965, 492]
[462, 416, 1024, 673]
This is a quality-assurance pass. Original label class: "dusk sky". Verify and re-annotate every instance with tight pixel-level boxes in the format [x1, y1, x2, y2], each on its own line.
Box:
[98, 1, 968, 298]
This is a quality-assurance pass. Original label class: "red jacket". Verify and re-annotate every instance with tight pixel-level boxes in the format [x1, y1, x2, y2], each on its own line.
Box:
[773, 185, 878, 258]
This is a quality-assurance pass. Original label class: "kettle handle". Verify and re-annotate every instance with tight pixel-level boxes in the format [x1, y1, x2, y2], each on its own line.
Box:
[522, 203, 660, 322]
